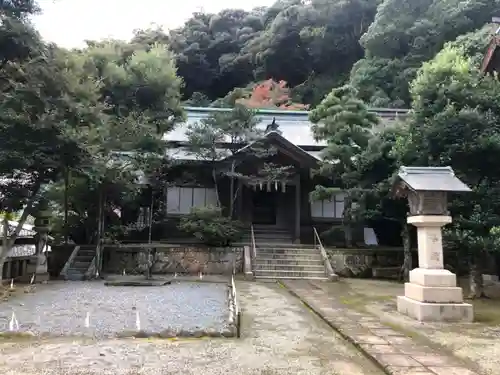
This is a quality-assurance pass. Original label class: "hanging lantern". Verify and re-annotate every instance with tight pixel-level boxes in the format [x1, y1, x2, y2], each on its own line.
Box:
[275, 181, 278, 191]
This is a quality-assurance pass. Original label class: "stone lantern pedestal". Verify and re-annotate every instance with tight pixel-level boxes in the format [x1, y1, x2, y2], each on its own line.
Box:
[397, 215, 473, 322]
[393, 166, 474, 322]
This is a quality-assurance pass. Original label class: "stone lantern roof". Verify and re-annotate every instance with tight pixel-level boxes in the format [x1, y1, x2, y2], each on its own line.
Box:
[394, 166, 471, 194]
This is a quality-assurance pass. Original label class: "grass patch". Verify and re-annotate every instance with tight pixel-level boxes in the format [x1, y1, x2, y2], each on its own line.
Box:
[469, 298, 500, 324]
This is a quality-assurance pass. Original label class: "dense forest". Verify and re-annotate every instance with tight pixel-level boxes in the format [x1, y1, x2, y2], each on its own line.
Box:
[2, 0, 500, 296]
[142, 0, 498, 108]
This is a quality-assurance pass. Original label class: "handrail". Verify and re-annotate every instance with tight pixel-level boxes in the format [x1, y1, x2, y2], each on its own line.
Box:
[250, 224, 257, 267]
[60, 245, 80, 279]
[230, 275, 241, 337]
[313, 227, 337, 281]
[231, 275, 239, 316]
[85, 255, 97, 279]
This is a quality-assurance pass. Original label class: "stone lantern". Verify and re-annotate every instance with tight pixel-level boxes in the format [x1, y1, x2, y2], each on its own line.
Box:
[32, 198, 51, 282]
[393, 166, 473, 322]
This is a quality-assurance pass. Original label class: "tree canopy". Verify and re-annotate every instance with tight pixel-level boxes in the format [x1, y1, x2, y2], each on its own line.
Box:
[3, 0, 500, 286]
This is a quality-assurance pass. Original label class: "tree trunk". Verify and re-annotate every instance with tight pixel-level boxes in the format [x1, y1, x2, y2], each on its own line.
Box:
[343, 196, 353, 248]
[147, 188, 154, 243]
[0, 257, 5, 281]
[469, 255, 487, 299]
[1, 217, 8, 282]
[95, 186, 105, 278]
[212, 169, 221, 208]
[401, 223, 412, 282]
[64, 167, 69, 244]
[228, 161, 236, 218]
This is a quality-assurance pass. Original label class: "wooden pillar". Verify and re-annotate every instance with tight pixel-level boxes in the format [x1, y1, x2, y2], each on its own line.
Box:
[295, 176, 301, 243]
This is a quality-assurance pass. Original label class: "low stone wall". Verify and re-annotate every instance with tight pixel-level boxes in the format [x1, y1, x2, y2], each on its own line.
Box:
[327, 247, 465, 278]
[103, 245, 244, 275]
[327, 247, 404, 278]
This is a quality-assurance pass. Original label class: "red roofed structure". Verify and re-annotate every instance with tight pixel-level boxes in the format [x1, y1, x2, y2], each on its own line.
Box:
[481, 18, 500, 74]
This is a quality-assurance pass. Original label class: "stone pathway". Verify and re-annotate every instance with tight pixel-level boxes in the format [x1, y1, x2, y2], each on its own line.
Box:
[283, 280, 480, 375]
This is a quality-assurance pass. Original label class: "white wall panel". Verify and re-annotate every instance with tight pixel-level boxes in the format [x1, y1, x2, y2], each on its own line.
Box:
[179, 188, 193, 214]
[193, 188, 206, 208]
[166, 187, 180, 214]
[205, 188, 217, 207]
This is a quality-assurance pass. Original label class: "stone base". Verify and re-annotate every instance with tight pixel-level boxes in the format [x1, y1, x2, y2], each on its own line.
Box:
[404, 282, 463, 303]
[410, 268, 456, 287]
[397, 296, 473, 322]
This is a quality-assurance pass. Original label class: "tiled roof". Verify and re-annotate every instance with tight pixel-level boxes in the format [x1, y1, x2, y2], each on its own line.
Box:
[7, 220, 35, 237]
[397, 166, 471, 192]
[7, 244, 36, 258]
[165, 106, 409, 148]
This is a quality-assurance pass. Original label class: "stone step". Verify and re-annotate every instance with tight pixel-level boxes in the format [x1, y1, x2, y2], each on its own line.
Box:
[255, 275, 329, 280]
[66, 274, 85, 281]
[257, 256, 322, 262]
[253, 233, 292, 238]
[256, 249, 323, 259]
[260, 243, 318, 249]
[254, 270, 327, 278]
[65, 269, 85, 281]
[255, 264, 325, 272]
[255, 258, 324, 266]
[257, 249, 320, 255]
[74, 254, 94, 261]
[77, 251, 96, 257]
[72, 261, 92, 269]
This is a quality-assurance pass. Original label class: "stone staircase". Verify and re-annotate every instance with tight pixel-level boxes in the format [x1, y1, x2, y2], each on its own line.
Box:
[254, 245, 329, 280]
[64, 246, 96, 281]
[245, 225, 329, 280]
[242, 225, 293, 245]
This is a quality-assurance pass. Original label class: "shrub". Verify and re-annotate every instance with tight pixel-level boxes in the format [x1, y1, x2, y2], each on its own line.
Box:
[178, 206, 244, 246]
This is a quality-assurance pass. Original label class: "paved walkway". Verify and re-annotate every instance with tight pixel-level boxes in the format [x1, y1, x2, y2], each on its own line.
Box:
[283, 280, 480, 375]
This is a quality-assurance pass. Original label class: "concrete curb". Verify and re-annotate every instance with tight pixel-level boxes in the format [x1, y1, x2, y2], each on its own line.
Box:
[281, 282, 391, 375]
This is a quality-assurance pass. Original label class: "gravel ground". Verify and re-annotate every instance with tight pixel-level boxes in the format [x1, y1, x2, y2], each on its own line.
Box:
[0, 281, 229, 337]
[0, 281, 384, 375]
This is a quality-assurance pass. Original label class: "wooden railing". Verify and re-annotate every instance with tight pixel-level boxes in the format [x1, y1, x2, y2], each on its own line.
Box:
[313, 227, 337, 281]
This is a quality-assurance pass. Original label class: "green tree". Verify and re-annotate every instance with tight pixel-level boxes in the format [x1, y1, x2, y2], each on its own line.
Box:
[0, 23, 103, 278]
[395, 44, 500, 297]
[351, 0, 500, 107]
[309, 85, 379, 247]
[357, 127, 414, 279]
[48, 41, 184, 275]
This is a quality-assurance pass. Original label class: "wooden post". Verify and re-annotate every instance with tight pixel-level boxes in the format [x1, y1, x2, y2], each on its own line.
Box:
[295, 176, 301, 243]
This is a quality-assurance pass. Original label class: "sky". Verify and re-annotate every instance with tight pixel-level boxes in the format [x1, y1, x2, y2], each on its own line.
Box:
[32, 0, 273, 49]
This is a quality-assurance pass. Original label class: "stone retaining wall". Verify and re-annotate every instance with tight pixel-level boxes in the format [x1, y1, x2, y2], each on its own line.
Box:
[103, 245, 243, 275]
[327, 247, 464, 278]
